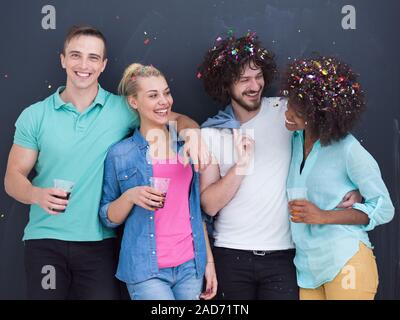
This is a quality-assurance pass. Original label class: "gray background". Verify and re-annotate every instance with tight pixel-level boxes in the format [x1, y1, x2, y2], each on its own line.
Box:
[0, 0, 399, 299]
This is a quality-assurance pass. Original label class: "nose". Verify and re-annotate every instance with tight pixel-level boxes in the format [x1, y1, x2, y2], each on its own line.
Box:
[78, 57, 89, 70]
[158, 95, 168, 106]
[249, 78, 262, 91]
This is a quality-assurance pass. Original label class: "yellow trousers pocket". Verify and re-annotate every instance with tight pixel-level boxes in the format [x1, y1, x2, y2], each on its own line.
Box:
[300, 242, 379, 300]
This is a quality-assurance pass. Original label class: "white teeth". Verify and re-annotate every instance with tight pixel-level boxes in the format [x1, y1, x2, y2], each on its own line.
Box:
[76, 72, 90, 78]
[245, 92, 259, 97]
[285, 119, 296, 125]
[155, 109, 168, 115]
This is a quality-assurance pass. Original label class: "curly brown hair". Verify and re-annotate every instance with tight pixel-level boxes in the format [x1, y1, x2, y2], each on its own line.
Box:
[281, 56, 366, 145]
[198, 32, 277, 105]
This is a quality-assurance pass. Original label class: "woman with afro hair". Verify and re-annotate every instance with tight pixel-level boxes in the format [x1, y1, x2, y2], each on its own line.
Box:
[283, 56, 394, 300]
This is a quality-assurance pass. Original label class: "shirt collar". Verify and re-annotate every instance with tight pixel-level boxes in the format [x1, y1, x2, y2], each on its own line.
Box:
[53, 84, 106, 110]
[132, 129, 149, 150]
[295, 130, 322, 150]
[131, 126, 184, 151]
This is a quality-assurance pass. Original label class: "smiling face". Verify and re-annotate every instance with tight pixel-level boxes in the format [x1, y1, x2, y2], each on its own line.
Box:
[128, 76, 173, 127]
[229, 61, 265, 112]
[60, 35, 107, 91]
[285, 100, 307, 132]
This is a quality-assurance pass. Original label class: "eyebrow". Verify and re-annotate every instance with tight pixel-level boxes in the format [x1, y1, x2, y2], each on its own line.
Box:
[68, 51, 101, 59]
[145, 87, 170, 93]
[240, 71, 263, 79]
[68, 51, 81, 55]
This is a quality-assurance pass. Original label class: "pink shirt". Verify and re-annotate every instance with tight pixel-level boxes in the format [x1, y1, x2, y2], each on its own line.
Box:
[152, 156, 195, 268]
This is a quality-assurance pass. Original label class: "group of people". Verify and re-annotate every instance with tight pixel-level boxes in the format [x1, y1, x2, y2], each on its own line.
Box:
[4, 25, 395, 300]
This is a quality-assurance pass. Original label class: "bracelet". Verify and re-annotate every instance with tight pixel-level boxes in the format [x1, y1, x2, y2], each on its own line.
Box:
[207, 261, 215, 264]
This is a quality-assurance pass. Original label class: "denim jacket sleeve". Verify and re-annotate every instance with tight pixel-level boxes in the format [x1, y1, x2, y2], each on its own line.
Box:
[346, 140, 395, 231]
[99, 150, 123, 229]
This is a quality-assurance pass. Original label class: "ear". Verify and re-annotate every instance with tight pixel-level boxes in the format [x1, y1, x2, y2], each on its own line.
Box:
[101, 58, 108, 73]
[127, 96, 138, 110]
[60, 53, 66, 69]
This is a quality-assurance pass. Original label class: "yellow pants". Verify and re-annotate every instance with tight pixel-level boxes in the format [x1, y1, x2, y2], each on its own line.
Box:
[300, 242, 379, 300]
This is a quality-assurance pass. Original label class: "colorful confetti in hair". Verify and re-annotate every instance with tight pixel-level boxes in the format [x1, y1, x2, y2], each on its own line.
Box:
[281, 56, 366, 145]
[197, 31, 277, 105]
[283, 56, 363, 112]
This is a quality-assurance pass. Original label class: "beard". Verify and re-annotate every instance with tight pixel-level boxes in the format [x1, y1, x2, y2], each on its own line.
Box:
[230, 90, 262, 112]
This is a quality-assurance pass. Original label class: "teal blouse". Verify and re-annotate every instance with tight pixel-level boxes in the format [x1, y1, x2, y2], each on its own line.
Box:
[287, 131, 395, 289]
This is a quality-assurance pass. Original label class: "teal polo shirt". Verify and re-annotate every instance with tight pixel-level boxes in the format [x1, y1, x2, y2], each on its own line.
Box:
[14, 85, 139, 241]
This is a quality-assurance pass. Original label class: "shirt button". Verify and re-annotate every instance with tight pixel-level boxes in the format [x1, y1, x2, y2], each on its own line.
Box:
[150, 234, 154, 238]
[150, 216, 153, 220]
[152, 251, 156, 255]
[124, 175, 128, 179]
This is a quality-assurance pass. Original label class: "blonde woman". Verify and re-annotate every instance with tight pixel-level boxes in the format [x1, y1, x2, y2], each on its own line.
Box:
[99, 64, 217, 300]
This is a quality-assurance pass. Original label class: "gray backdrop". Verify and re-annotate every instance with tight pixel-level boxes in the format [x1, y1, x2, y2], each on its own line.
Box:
[0, 0, 399, 299]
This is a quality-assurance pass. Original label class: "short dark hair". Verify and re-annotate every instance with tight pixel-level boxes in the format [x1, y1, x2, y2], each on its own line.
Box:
[198, 32, 277, 105]
[63, 25, 107, 59]
[281, 56, 366, 145]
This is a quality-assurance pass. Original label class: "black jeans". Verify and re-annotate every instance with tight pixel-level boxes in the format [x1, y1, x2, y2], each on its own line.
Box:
[24, 238, 121, 300]
[213, 246, 299, 300]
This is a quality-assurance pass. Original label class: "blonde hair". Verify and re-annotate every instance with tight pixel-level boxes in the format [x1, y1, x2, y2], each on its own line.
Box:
[118, 63, 164, 97]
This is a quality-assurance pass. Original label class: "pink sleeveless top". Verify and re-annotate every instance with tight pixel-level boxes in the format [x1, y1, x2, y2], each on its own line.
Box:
[152, 156, 195, 268]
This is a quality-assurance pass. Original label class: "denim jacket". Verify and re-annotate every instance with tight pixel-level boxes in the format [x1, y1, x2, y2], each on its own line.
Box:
[99, 128, 207, 284]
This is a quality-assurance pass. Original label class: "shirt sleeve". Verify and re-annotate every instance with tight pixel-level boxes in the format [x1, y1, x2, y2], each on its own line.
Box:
[346, 139, 395, 231]
[14, 107, 40, 150]
[99, 150, 123, 229]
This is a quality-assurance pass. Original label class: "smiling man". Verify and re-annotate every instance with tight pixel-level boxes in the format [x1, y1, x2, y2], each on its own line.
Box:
[198, 33, 299, 300]
[4, 25, 208, 300]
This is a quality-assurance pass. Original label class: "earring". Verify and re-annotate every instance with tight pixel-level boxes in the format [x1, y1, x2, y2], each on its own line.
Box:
[304, 121, 308, 126]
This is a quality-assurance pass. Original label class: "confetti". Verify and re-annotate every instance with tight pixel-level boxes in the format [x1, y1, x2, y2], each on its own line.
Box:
[144, 38, 150, 45]
[203, 31, 273, 79]
[196, 72, 202, 79]
[283, 57, 364, 117]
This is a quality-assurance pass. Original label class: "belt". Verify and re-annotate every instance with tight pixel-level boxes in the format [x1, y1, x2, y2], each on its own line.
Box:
[215, 247, 294, 256]
[251, 250, 270, 256]
[248, 249, 294, 256]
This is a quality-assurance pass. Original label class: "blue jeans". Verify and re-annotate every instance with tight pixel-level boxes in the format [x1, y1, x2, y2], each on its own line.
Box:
[126, 259, 203, 300]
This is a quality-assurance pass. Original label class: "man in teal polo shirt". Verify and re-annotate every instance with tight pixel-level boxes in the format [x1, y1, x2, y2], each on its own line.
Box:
[4, 25, 209, 300]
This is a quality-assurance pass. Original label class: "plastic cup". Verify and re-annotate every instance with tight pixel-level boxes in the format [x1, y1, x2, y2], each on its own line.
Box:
[287, 187, 308, 217]
[287, 187, 308, 201]
[149, 177, 170, 209]
[53, 179, 74, 213]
